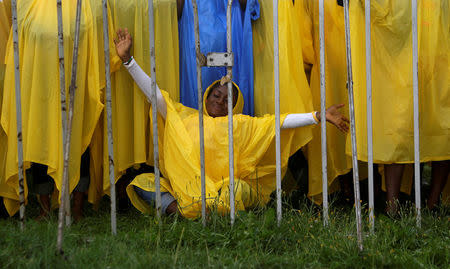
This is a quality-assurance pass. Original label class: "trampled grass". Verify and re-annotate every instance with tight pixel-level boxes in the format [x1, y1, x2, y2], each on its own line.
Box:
[0, 197, 449, 268]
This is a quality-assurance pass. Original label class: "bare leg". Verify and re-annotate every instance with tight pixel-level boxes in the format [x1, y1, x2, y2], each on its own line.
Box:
[37, 194, 51, 220]
[427, 160, 450, 210]
[385, 163, 405, 215]
[72, 191, 84, 222]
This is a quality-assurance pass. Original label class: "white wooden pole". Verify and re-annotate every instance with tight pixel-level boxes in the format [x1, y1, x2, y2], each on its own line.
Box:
[102, 0, 117, 235]
[343, 0, 363, 251]
[365, 0, 375, 234]
[56, 0, 68, 253]
[411, 0, 421, 228]
[226, 0, 235, 226]
[191, 0, 207, 226]
[148, 0, 162, 219]
[273, 0, 282, 226]
[10, 0, 25, 230]
[318, 0, 329, 227]
[57, 0, 83, 253]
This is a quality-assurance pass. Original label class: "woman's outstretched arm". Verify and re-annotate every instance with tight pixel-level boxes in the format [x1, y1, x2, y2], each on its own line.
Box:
[114, 28, 167, 119]
[282, 104, 349, 133]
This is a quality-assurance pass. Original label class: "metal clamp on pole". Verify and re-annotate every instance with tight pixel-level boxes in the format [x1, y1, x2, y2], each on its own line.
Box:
[206, 52, 234, 67]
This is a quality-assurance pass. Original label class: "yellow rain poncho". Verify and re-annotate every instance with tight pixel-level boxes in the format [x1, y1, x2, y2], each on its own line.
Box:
[91, 0, 180, 201]
[297, 0, 352, 201]
[127, 81, 308, 219]
[0, 0, 120, 215]
[0, 0, 10, 94]
[0, 0, 12, 208]
[252, 0, 314, 191]
[348, 0, 449, 164]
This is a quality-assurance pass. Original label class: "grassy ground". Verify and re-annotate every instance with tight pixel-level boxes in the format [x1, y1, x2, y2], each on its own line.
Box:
[0, 196, 449, 269]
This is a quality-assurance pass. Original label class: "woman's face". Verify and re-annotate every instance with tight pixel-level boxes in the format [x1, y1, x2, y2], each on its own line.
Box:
[205, 84, 237, 118]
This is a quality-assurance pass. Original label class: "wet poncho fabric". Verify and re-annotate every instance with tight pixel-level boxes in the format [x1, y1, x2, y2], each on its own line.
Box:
[0, 0, 12, 210]
[90, 0, 180, 203]
[0, 0, 120, 215]
[349, 0, 449, 164]
[178, 0, 259, 115]
[0, 0, 10, 95]
[252, 0, 314, 189]
[297, 0, 352, 201]
[127, 82, 306, 219]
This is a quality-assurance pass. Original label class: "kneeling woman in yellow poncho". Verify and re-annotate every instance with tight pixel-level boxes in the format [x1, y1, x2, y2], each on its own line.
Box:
[114, 29, 349, 218]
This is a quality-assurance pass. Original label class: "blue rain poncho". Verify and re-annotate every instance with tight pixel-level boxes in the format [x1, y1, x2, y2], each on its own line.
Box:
[178, 0, 259, 115]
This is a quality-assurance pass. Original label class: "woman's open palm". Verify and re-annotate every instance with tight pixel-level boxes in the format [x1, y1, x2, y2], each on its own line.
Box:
[325, 104, 350, 133]
[114, 28, 132, 62]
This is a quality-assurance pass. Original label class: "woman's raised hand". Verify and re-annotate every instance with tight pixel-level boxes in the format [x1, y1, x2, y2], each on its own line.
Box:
[114, 28, 133, 63]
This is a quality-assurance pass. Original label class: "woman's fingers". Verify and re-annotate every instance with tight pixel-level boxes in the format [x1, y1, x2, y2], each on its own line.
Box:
[335, 103, 345, 109]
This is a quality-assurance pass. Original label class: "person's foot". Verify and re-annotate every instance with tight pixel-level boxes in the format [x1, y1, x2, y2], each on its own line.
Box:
[385, 200, 399, 219]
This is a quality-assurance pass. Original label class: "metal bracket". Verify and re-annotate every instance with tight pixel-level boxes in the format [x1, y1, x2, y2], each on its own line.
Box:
[206, 52, 234, 67]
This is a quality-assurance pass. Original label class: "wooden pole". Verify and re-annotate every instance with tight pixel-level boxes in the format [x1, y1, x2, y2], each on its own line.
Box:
[318, 0, 329, 227]
[191, 0, 207, 226]
[411, 0, 421, 228]
[226, 0, 235, 226]
[273, 0, 282, 226]
[102, 0, 117, 235]
[57, 0, 82, 253]
[343, 0, 363, 251]
[364, 0, 375, 234]
[10, 0, 25, 230]
[56, 0, 67, 252]
[148, 0, 162, 219]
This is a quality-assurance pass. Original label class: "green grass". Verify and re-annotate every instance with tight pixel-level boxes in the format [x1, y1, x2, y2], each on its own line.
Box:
[0, 197, 449, 268]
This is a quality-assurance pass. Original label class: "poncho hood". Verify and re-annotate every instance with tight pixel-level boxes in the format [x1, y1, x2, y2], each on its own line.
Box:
[202, 80, 244, 116]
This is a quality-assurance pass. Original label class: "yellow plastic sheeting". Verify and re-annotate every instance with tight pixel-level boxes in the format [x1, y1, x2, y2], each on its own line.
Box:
[85, 0, 121, 205]
[0, 0, 10, 212]
[96, 0, 180, 197]
[0, 0, 10, 117]
[348, 0, 449, 164]
[0, 0, 10, 63]
[126, 173, 172, 215]
[0, 0, 119, 215]
[297, 0, 352, 202]
[252, 0, 313, 155]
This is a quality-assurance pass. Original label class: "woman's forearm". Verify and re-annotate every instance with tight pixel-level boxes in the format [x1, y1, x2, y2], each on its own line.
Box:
[281, 112, 319, 129]
[124, 58, 167, 119]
